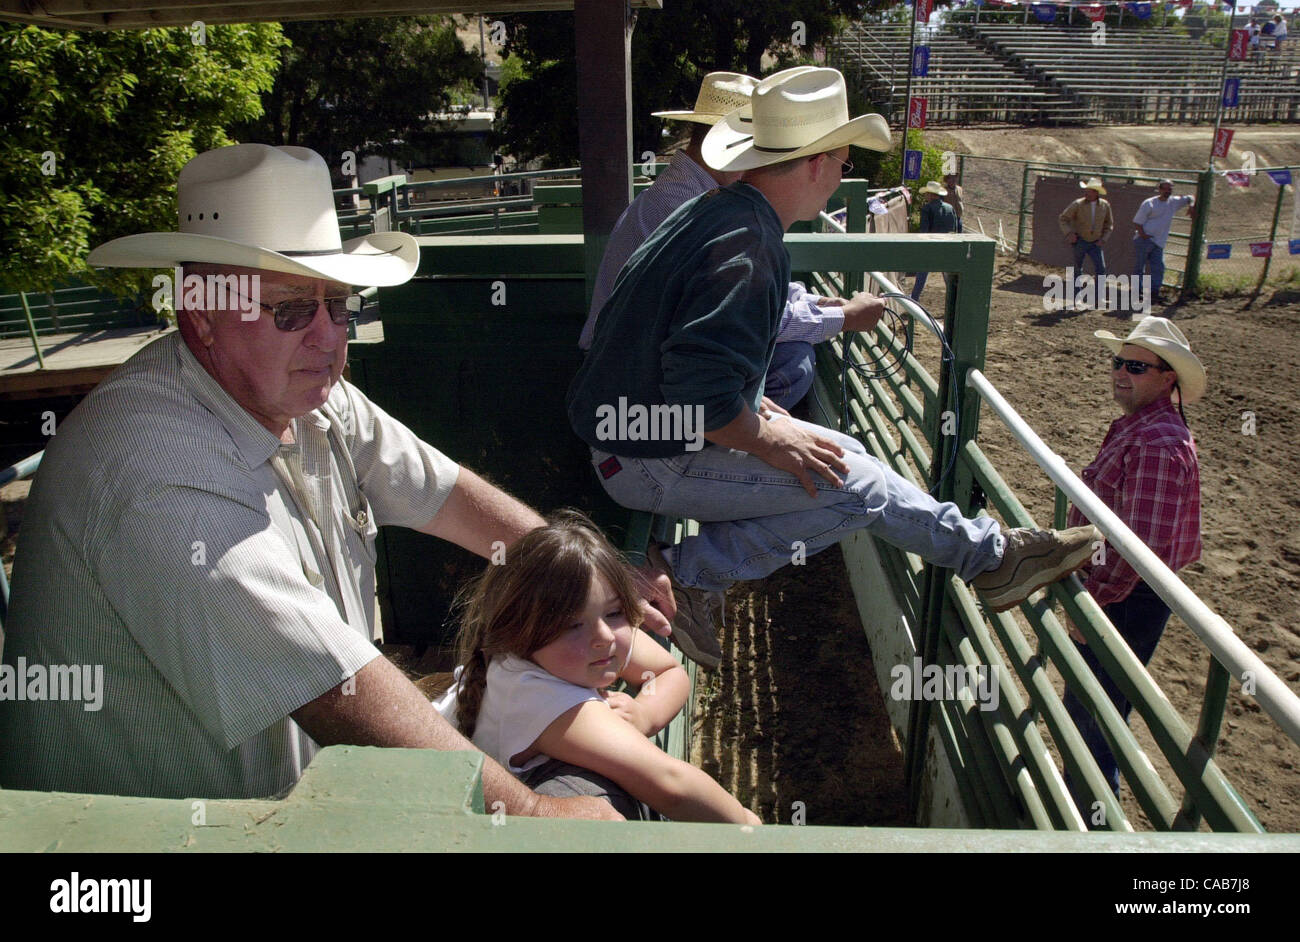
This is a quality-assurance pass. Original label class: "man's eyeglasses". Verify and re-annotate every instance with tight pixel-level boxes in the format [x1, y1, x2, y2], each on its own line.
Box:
[238, 293, 363, 332]
[1112, 356, 1169, 375]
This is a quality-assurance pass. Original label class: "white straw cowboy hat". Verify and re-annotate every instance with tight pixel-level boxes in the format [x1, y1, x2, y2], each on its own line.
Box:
[1096, 316, 1206, 404]
[1079, 176, 1108, 195]
[919, 180, 948, 196]
[652, 72, 760, 125]
[88, 144, 419, 287]
[702, 67, 893, 173]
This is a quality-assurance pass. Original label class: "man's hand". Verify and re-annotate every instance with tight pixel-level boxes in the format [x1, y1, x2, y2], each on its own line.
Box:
[1067, 232, 1079, 244]
[754, 416, 848, 497]
[1136, 226, 1149, 240]
[759, 395, 790, 419]
[633, 561, 676, 635]
[1063, 612, 1087, 645]
[528, 795, 626, 821]
[818, 292, 886, 333]
[603, 689, 654, 736]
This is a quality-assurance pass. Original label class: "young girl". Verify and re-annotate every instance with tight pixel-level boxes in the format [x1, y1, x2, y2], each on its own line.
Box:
[435, 511, 759, 825]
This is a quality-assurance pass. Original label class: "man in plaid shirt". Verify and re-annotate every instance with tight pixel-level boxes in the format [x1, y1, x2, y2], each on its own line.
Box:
[1063, 316, 1205, 799]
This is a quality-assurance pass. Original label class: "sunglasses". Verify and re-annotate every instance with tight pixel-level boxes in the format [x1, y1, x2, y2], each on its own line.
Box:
[1112, 356, 1169, 375]
[238, 292, 363, 331]
[826, 154, 854, 176]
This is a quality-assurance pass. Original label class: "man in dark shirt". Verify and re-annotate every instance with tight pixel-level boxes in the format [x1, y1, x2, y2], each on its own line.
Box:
[568, 69, 1099, 668]
[912, 180, 960, 301]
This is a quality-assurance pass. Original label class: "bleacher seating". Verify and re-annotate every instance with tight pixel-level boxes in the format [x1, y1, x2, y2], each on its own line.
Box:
[832, 20, 1300, 125]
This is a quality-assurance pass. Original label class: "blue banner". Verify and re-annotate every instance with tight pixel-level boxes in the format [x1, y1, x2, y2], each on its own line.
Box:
[913, 46, 931, 77]
[1032, 3, 1057, 22]
[1222, 77, 1240, 108]
[904, 149, 923, 181]
[1266, 169, 1293, 186]
[1290, 239, 1300, 256]
[1125, 2, 1153, 18]
[1207, 244, 1232, 259]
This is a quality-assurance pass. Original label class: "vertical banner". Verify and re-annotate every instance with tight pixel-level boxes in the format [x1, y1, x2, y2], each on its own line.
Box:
[913, 45, 931, 76]
[916, 0, 934, 21]
[904, 149, 923, 181]
[1222, 77, 1240, 108]
[1081, 3, 1106, 20]
[1212, 127, 1234, 158]
[909, 96, 928, 129]
[1229, 28, 1250, 60]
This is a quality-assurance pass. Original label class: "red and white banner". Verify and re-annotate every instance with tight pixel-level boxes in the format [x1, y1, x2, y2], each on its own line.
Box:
[1229, 29, 1250, 60]
[916, 0, 933, 21]
[1250, 242, 1273, 258]
[1081, 3, 1106, 20]
[1212, 127, 1234, 158]
[909, 96, 928, 129]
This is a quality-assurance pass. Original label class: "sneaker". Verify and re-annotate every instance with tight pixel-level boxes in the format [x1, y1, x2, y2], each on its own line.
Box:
[646, 543, 724, 670]
[972, 525, 1101, 613]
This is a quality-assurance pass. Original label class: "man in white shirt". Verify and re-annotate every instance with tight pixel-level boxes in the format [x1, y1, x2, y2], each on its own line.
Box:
[1133, 179, 1194, 303]
[0, 144, 645, 820]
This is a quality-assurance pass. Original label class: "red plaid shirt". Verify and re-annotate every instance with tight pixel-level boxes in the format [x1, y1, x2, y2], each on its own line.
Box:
[1066, 396, 1201, 606]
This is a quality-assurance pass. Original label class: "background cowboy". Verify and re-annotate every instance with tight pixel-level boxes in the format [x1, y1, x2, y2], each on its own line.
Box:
[0, 143, 644, 820]
[1059, 177, 1114, 309]
[568, 68, 1099, 668]
[941, 171, 965, 233]
[578, 68, 883, 411]
[911, 179, 960, 302]
[1133, 178, 1194, 305]
[1063, 316, 1204, 801]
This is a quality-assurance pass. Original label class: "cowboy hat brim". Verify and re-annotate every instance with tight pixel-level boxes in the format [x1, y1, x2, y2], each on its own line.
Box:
[650, 110, 726, 125]
[702, 109, 893, 173]
[1080, 181, 1108, 195]
[87, 230, 419, 287]
[1095, 329, 1206, 404]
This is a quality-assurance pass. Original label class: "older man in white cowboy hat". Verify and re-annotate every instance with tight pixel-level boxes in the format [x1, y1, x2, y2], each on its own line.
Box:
[0, 143, 628, 820]
[1059, 177, 1114, 309]
[1062, 315, 1204, 799]
[579, 68, 885, 411]
[568, 68, 1100, 668]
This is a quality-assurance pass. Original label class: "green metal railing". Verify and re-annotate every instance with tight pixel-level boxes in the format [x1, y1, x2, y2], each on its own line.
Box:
[792, 228, 1292, 831]
[0, 450, 44, 626]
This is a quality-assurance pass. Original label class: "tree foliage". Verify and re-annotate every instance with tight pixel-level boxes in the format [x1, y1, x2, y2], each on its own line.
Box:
[234, 17, 482, 172]
[493, 1, 890, 167]
[0, 24, 284, 296]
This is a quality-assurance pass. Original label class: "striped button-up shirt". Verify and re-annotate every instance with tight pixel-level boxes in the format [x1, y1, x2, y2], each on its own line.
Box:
[578, 151, 843, 351]
[0, 333, 458, 800]
[1066, 396, 1201, 606]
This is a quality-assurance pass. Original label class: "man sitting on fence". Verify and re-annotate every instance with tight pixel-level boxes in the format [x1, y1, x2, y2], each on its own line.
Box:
[568, 68, 1100, 669]
[578, 68, 883, 410]
[1059, 177, 1113, 309]
[0, 143, 644, 820]
[1133, 179, 1194, 306]
[1062, 316, 1204, 802]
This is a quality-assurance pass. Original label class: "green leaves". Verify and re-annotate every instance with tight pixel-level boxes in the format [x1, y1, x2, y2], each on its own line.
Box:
[0, 23, 284, 296]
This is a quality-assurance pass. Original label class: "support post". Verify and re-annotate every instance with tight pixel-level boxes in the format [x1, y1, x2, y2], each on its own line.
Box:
[574, 0, 635, 303]
[1256, 172, 1286, 290]
[1182, 169, 1214, 298]
[19, 291, 46, 370]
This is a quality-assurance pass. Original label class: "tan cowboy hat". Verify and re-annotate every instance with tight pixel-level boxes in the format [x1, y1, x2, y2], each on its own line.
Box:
[88, 144, 419, 287]
[1079, 176, 1108, 195]
[1096, 316, 1206, 404]
[920, 180, 948, 196]
[701, 67, 893, 173]
[652, 72, 760, 125]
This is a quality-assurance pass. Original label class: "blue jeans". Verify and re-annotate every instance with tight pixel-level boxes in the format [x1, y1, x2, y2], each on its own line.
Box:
[911, 270, 952, 302]
[1063, 581, 1172, 799]
[1072, 238, 1106, 292]
[1133, 236, 1164, 291]
[591, 414, 1003, 592]
[765, 341, 815, 411]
